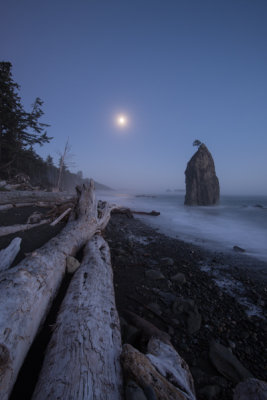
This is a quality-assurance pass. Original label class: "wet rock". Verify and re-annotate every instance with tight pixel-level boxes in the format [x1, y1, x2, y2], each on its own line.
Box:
[161, 257, 174, 266]
[145, 269, 165, 280]
[173, 298, 195, 314]
[184, 143, 220, 206]
[171, 272, 186, 284]
[233, 246, 246, 253]
[120, 317, 140, 345]
[143, 386, 157, 400]
[147, 303, 162, 316]
[199, 385, 221, 400]
[187, 309, 202, 335]
[227, 340, 236, 349]
[190, 368, 207, 385]
[173, 298, 202, 334]
[210, 375, 228, 388]
[168, 325, 175, 336]
[254, 204, 264, 209]
[152, 289, 176, 306]
[209, 340, 253, 383]
[66, 256, 80, 273]
[125, 380, 147, 400]
[27, 211, 42, 224]
[116, 247, 127, 256]
[233, 378, 267, 400]
[125, 325, 140, 345]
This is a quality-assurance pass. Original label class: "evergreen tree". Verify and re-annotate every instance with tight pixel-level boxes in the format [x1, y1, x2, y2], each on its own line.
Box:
[193, 139, 202, 148]
[46, 154, 54, 166]
[0, 62, 52, 174]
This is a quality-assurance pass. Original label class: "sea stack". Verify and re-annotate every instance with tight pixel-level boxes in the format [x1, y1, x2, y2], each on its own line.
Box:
[184, 143, 220, 206]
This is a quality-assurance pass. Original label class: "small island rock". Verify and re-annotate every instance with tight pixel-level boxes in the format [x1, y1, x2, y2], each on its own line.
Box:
[184, 144, 220, 206]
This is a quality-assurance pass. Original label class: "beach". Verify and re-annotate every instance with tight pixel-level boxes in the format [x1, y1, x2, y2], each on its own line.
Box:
[0, 205, 266, 400]
[105, 212, 267, 400]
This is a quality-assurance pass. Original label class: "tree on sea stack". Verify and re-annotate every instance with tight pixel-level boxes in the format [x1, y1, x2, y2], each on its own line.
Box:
[184, 142, 220, 206]
[192, 139, 202, 148]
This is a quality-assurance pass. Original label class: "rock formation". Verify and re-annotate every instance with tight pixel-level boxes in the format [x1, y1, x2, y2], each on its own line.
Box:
[184, 144, 220, 206]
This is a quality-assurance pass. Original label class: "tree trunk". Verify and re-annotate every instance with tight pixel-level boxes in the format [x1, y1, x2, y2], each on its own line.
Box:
[32, 235, 123, 400]
[0, 181, 113, 400]
[0, 190, 76, 205]
[0, 237, 21, 272]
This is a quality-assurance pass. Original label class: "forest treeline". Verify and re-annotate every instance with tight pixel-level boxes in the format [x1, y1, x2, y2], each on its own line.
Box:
[0, 62, 107, 191]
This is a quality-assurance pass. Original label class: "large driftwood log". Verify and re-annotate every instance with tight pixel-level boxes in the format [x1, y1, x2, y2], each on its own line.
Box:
[146, 338, 196, 400]
[32, 235, 123, 400]
[0, 181, 113, 400]
[0, 238, 21, 272]
[0, 190, 76, 205]
[121, 338, 196, 400]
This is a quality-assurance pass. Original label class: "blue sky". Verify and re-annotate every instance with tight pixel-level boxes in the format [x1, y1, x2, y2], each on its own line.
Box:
[1, 0, 267, 194]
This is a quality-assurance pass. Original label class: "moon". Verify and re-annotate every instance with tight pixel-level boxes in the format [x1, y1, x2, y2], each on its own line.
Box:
[116, 114, 127, 127]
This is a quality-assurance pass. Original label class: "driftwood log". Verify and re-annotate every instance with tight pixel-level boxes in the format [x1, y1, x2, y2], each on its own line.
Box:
[0, 238, 21, 272]
[146, 338, 196, 400]
[112, 207, 160, 218]
[0, 190, 76, 206]
[0, 181, 114, 400]
[50, 207, 72, 226]
[32, 235, 123, 400]
[133, 210, 160, 216]
[121, 338, 196, 400]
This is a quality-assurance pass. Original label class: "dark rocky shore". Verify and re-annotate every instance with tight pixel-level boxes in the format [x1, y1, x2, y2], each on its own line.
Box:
[105, 213, 267, 400]
[0, 207, 266, 399]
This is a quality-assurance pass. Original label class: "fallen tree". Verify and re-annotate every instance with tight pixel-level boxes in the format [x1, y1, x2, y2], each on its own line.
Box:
[0, 190, 76, 206]
[132, 210, 160, 216]
[111, 207, 160, 218]
[0, 181, 114, 400]
[32, 235, 123, 400]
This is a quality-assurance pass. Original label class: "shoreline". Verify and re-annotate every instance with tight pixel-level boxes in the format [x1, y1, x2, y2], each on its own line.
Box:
[136, 213, 267, 271]
[0, 206, 266, 399]
[98, 190, 267, 265]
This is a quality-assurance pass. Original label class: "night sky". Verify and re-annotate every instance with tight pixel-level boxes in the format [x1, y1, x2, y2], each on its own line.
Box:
[1, 0, 267, 194]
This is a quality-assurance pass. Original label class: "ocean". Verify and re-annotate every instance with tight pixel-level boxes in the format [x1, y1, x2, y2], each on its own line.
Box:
[97, 190, 267, 262]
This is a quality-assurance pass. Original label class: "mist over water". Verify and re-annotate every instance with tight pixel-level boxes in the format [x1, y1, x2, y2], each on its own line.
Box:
[98, 190, 267, 262]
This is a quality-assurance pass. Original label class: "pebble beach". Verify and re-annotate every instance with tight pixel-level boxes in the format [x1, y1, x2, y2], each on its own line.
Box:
[0, 206, 266, 399]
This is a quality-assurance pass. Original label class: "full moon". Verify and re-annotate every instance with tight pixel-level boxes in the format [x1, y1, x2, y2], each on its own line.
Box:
[117, 114, 127, 127]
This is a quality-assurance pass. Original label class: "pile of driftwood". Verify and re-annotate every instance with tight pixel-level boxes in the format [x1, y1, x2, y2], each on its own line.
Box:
[0, 191, 76, 238]
[0, 182, 196, 400]
[0, 173, 43, 192]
